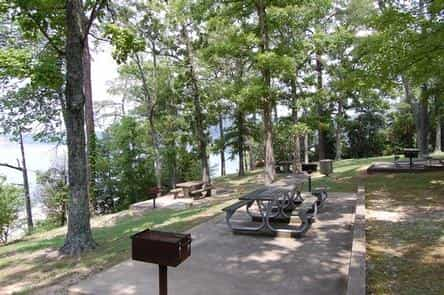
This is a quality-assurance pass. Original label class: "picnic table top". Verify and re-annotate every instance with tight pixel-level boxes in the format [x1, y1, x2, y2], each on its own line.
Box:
[176, 181, 204, 188]
[276, 160, 292, 165]
[403, 148, 419, 153]
[239, 182, 301, 201]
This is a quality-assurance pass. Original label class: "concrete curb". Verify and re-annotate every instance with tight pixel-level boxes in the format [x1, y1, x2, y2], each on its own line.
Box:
[346, 186, 366, 295]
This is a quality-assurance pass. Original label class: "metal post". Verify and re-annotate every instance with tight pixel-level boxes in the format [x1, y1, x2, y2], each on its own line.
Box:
[159, 265, 167, 295]
[308, 175, 312, 192]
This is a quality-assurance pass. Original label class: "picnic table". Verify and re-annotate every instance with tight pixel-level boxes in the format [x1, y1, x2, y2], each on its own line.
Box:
[175, 181, 212, 199]
[222, 179, 328, 238]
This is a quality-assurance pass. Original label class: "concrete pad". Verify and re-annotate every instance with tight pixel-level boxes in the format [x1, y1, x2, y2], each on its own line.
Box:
[70, 193, 356, 295]
[130, 192, 231, 215]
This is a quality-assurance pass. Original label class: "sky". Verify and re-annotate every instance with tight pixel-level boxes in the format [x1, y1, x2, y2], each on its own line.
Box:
[90, 42, 119, 103]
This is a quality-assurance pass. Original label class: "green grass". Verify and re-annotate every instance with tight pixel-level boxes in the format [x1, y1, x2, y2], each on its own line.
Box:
[309, 154, 444, 295]
[0, 198, 236, 294]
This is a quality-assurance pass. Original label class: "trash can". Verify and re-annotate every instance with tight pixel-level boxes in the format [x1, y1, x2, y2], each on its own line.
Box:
[320, 159, 333, 176]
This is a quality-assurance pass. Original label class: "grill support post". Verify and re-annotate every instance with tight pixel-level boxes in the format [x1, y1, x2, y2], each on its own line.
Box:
[308, 175, 312, 192]
[159, 265, 168, 295]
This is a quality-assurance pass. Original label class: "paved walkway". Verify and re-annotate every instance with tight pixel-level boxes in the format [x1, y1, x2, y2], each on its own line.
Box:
[69, 193, 356, 295]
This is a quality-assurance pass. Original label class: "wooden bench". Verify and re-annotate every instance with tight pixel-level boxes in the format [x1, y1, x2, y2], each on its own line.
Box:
[170, 188, 182, 199]
[190, 184, 213, 199]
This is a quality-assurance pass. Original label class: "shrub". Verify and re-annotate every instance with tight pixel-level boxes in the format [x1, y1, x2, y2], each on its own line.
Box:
[0, 177, 22, 244]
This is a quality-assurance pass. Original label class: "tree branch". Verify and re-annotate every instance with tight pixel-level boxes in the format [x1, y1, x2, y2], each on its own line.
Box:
[0, 163, 22, 172]
[24, 11, 65, 57]
[83, 0, 108, 44]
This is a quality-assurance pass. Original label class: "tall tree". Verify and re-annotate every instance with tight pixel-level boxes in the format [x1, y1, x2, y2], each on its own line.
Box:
[60, 0, 98, 255]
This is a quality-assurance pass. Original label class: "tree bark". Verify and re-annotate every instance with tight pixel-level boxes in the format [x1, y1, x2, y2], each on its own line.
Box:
[335, 101, 343, 160]
[83, 36, 97, 213]
[434, 96, 442, 153]
[171, 139, 177, 189]
[256, 0, 275, 184]
[435, 117, 442, 153]
[60, 0, 96, 256]
[304, 134, 309, 163]
[150, 42, 162, 195]
[133, 50, 162, 194]
[418, 85, 429, 158]
[237, 110, 245, 176]
[249, 113, 257, 170]
[290, 79, 301, 174]
[19, 130, 33, 233]
[316, 51, 326, 160]
[402, 76, 428, 156]
[182, 25, 211, 183]
[218, 114, 226, 176]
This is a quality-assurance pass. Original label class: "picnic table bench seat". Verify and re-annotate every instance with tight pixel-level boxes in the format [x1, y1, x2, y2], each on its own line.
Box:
[312, 186, 328, 209]
[190, 184, 213, 199]
[222, 199, 254, 214]
[298, 195, 318, 221]
[170, 188, 182, 199]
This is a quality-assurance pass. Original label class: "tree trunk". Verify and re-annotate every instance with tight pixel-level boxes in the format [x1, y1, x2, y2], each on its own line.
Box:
[402, 76, 427, 155]
[435, 117, 442, 153]
[418, 85, 429, 158]
[218, 114, 226, 176]
[335, 101, 343, 160]
[256, 0, 275, 184]
[290, 79, 301, 174]
[60, 0, 96, 255]
[434, 97, 442, 153]
[316, 51, 326, 160]
[182, 26, 210, 183]
[304, 134, 309, 163]
[83, 36, 97, 213]
[171, 140, 177, 189]
[273, 104, 278, 122]
[248, 113, 257, 171]
[19, 130, 33, 233]
[150, 43, 162, 195]
[133, 47, 162, 195]
[238, 111, 245, 176]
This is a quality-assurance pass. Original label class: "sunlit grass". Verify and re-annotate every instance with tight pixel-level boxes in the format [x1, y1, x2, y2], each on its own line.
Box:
[0, 199, 236, 294]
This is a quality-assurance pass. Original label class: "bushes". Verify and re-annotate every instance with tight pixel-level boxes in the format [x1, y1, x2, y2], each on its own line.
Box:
[0, 177, 22, 243]
[36, 167, 68, 227]
[95, 116, 201, 210]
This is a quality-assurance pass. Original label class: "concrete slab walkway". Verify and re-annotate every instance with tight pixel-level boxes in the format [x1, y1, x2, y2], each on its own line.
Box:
[69, 193, 356, 295]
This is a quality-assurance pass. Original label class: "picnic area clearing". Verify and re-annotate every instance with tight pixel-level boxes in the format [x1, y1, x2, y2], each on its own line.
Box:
[0, 155, 443, 294]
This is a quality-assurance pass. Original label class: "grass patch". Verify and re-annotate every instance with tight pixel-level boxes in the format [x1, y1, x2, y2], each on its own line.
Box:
[298, 155, 444, 294]
[0, 198, 236, 294]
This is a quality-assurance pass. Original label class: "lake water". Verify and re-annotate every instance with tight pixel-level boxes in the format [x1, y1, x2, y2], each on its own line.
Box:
[0, 135, 238, 238]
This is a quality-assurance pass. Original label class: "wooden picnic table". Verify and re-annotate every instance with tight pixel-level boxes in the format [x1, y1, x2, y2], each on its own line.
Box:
[175, 181, 204, 198]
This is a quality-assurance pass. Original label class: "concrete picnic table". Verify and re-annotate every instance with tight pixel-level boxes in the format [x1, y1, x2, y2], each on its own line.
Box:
[175, 181, 204, 198]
